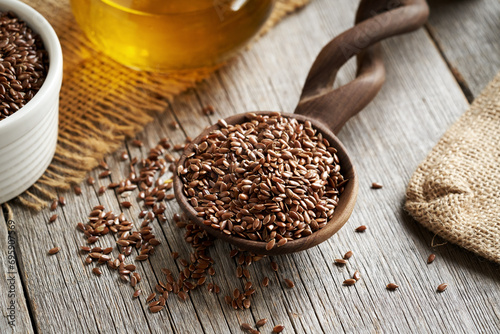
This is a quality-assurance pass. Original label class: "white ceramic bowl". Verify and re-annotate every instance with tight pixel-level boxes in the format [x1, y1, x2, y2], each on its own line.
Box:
[0, 0, 63, 203]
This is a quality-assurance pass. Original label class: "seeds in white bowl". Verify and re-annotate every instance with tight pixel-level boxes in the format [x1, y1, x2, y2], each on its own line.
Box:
[0, 11, 49, 120]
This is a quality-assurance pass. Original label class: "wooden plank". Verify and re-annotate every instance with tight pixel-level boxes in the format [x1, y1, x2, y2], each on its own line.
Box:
[426, 0, 500, 98]
[6, 0, 500, 333]
[0, 206, 35, 334]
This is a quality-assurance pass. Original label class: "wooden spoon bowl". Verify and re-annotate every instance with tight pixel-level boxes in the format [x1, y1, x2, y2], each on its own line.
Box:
[173, 0, 429, 255]
[174, 112, 358, 255]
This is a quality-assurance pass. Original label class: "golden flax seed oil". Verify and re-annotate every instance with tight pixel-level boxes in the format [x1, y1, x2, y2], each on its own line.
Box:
[70, 0, 274, 72]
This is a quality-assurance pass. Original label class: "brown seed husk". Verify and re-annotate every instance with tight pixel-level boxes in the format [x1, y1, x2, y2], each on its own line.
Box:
[48, 247, 60, 255]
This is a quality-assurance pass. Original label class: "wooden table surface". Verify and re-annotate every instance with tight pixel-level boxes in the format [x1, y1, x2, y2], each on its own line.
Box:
[1, 0, 499, 333]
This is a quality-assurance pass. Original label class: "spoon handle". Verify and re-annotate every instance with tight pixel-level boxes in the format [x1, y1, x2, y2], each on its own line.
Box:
[294, 0, 429, 134]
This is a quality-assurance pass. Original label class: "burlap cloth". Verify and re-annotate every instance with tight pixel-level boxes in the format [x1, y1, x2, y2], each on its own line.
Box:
[17, 0, 309, 210]
[405, 71, 500, 264]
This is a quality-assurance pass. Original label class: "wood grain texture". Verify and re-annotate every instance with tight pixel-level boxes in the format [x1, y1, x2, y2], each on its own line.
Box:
[0, 208, 35, 334]
[3, 0, 500, 333]
[426, 0, 500, 98]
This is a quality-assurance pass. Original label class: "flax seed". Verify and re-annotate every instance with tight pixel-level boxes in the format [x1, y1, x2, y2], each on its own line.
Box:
[50, 199, 58, 211]
[284, 279, 294, 288]
[344, 251, 353, 259]
[437, 283, 448, 292]
[133, 289, 141, 298]
[427, 253, 436, 264]
[178, 291, 188, 301]
[256, 319, 267, 327]
[74, 186, 82, 195]
[343, 278, 356, 286]
[335, 259, 347, 265]
[273, 325, 285, 333]
[355, 225, 367, 232]
[353, 270, 361, 281]
[98, 186, 106, 195]
[371, 182, 383, 189]
[92, 268, 102, 276]
[271, 262, 279, 272]
[150, 305, 163, 313]
[386, 283, 399, 290]
[48, 247, 60, 255]
[87, 176, 95, 185]
[132, 139, 143, 147]
[48, 214, 57, 223]
[241, 323, 253, 331]
[146, 293, 156, 303]
[99, 170, 111, 178]
[262, 277, 269, 287]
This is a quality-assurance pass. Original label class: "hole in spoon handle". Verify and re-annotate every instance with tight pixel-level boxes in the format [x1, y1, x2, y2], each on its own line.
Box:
[294, 0, 429, 134]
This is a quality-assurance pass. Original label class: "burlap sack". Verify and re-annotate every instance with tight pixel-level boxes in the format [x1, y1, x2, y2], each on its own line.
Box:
[405, 71, 500, 264]
[16, 0, 309, 210]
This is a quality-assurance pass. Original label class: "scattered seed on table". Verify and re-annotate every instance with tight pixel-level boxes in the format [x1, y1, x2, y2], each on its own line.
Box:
[343, 278, 356, 286]
[437, 283, 448, 292]
[80, 246, 91, 252]
[273, 325, 285, 333]
[58, 196, 66, 206]
[344, 250, 353, 259]
[249, 330, 259, 334]
[178, 291, 188, 301]
[146, 293, 156, 303]
[170, 120, 179, 129]
[132, 139, 143, 147]
[87, 236, 98, 244]
[335, 259, 347, 265]
[262, 277, 269, 287]
[371, 182, 383, 189]
[241, 323, 253, 331]
[48, 214, 58, 223]
[48, 247, 60, 255]
[92, 268, 102, 276]
[74, 186, 82, 195]
[353, 270, 361, 281]
[133, 289, 141, 298]
[202, 105, 215, 115]
[271, 261, 279, 272]
[386, 283, 399, 290]
[427, 253, 436, 264]
[136, 254, 149, 261]
[243, 269, 250, 279]
[355, 225, 367, 232]
[50, 199, 58, 211]
[284, 279, 295, 288]
[150, 305, 163, 313]
[99, 170, 111, 178]
[256, 319, 267, 327]
[121, 151, 129, 161]
[98, 186, 106, 195]
[121, 201, 132, 208]
[87, 176, 95, 185]
[99, 161, 109, 170]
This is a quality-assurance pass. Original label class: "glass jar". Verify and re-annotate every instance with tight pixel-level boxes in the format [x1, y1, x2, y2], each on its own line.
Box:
[70, 0, 274, 72]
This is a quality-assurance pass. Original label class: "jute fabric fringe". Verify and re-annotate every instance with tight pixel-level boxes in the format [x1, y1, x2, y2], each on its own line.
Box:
[16, 0, 309, 210]
[406, 71, 500, 263]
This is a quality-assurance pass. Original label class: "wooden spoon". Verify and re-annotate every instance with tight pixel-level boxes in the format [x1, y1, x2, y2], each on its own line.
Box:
[173, 0, 429, 255]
